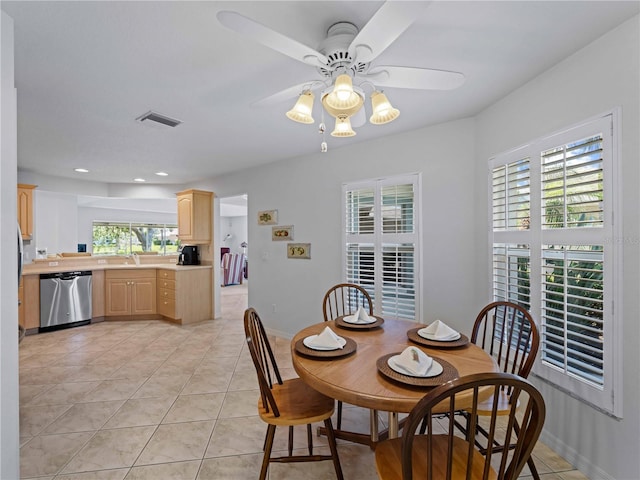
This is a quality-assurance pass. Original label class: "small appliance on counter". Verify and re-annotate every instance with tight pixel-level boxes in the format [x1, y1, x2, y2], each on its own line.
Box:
[179, 245, 200, 265]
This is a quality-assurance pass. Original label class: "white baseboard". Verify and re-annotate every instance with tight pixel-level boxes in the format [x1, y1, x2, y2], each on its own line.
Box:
[539, 430, 613, 480]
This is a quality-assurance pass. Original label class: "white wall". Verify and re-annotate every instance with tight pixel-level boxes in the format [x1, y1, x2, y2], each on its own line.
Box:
[474, 15, 639, 480]
[196, 117, 479, 337]
[33, 190, 78, 257]
[1, 11, 20, 479]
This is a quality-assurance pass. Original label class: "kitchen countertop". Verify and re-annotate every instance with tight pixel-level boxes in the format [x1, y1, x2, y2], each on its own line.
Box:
[22, 262, 212, 275]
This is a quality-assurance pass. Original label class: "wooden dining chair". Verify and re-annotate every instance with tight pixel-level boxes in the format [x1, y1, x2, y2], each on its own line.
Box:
[462, 301, 541, 479]
[375, 372, 546, 480]
[322, 282, 373, 323]
[244, 308, 344, 480]
[322, 283, 376, 435]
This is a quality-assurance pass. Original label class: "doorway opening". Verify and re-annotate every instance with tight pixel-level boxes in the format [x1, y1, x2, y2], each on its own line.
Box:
[218, 194, 248, 316]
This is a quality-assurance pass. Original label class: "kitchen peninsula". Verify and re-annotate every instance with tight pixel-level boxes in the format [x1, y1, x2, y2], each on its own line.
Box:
[20, 254, 212, 334]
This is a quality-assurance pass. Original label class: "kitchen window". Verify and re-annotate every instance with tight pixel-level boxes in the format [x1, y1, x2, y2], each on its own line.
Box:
[489, 112, 621, 416]
[92, 222, 179, 256]
[343, 174, 421, 320]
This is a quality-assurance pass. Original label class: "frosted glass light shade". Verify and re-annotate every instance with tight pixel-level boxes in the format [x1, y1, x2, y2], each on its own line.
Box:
[331, 115, 356, 137]
[322, 74, 364, 118]
[369, 91, 400, 124]
[286, 91, 315, 124]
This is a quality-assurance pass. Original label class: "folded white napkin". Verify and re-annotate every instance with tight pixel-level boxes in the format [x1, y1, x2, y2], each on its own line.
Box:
[345, 306, 373, 324]
[419, 319, 459, 341]
[308, 326, 344, 349]
[394, 346, 433, 376]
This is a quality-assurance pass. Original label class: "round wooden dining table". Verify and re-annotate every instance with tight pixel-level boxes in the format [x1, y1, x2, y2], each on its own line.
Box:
[291, 317, 498, 441]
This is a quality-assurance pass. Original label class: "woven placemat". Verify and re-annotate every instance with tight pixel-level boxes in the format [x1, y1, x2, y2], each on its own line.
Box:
[335, 315, 385, 330]
[294, 336, 357, 359]
[376, 353, 458, 387]
[407, 328, 469, 349]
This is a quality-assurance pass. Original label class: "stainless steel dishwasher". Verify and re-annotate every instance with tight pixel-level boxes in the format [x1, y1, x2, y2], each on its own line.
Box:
[40, 271, 92, 331]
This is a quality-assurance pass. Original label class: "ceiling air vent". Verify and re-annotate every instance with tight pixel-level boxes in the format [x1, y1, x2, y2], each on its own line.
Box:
[136, 111, 182, 128]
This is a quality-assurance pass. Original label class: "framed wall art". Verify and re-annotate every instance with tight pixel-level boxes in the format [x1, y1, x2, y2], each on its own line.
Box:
[257, 209, 278, 225]
[287, 243, 311, 259]
[272, 225, 293, 241]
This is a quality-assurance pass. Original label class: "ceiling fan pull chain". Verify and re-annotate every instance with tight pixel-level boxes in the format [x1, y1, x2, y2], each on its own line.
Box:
[320, 112, 328, 153]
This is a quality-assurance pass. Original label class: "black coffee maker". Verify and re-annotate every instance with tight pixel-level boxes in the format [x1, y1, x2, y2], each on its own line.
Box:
[179, 245, 200, 265]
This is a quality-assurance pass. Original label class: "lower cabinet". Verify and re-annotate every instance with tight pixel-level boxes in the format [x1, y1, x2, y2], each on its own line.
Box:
[157, 269, 177, 319]
[105, 269, 156, 318]
[21, 274, 40, 331]
[157, 268, 212, 324]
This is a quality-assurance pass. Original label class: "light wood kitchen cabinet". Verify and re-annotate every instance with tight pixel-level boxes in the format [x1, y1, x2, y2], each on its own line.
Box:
[22, 274, 40, 331]
[157, 268, 212, 324]
[18, 184, 36, 240]
[177, 189, 213, 244]
[105, 269, 156, 318]
[91, 270, 105, 318]
[157, 269, 177, 319]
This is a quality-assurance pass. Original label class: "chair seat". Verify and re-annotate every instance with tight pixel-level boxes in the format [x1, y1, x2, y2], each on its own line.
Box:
[475, 390, 519, 416]
[375, 435, 497, 480]
[259, 378, 335, 426]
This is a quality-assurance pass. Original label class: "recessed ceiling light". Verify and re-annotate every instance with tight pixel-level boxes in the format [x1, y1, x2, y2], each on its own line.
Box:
[155, 172, 169, 176]
[74, 168, 89, 173]
[133, 178, 146, 182]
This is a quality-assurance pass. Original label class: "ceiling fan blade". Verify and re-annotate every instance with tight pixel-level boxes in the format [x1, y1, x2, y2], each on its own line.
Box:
[365, 66, 465, 91]
[217, 11, 328, 68]
[347, 1, 431, 64]
[251, 80, 326, 108]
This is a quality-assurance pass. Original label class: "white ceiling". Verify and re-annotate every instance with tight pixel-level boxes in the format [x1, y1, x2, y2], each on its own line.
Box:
[3, 1, 638, 186]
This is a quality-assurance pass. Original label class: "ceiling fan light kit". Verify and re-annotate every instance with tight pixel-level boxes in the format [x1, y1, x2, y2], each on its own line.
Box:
[285, 90, 315, 124]
[331, 115, 356, 137]
[322, 74, 363, 109]
[320, 78, 365, 119]
[369, 91, 400, 125]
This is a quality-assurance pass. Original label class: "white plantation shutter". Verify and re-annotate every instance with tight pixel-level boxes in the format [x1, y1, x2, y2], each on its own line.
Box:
[344, 175, 420, 320]
[492, 158, 530, 231]
[541, 245, 604, 387]
[492, 243, 531, 307]
[541, 135, 604, 229]
[489, 113, 620, 416]
[381, 244, 415, 318]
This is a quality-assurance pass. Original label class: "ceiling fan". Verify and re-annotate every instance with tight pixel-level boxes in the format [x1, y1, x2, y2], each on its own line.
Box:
[217, 2, 464, 144]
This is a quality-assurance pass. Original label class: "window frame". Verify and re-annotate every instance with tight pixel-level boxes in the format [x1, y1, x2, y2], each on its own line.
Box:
[488, 110, 622, 417]
[92, 221, 179, 256]
[342, 173, 422, 321]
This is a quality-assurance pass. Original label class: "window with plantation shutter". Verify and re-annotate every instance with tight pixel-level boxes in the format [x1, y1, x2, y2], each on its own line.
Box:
[489, 113, 621, 416]
[344, 175, 420, 320]
[492, 158, 530, 231]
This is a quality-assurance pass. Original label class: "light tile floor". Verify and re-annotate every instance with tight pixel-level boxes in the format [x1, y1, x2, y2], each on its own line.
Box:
[18, 283, 589, 479]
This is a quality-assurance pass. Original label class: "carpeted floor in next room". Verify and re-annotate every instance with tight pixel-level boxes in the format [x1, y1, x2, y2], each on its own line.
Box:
[18, 281, 587, 479]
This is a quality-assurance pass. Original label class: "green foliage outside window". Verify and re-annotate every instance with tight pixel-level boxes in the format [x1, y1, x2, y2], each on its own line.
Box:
[92, 222, 179, 255]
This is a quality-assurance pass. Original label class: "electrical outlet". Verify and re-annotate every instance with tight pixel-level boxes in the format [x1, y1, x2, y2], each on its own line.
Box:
[48, 261, 58, 267]
[272, 304, 277, 313]
[97, 259, 107, 264]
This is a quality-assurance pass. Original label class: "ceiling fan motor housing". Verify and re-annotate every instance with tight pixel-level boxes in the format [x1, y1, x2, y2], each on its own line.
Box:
[317, 21, 368, 78]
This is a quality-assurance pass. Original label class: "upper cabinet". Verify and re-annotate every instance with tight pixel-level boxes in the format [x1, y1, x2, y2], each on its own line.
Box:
[176, 189, 213, 244]
[18, 184, 36, 240]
